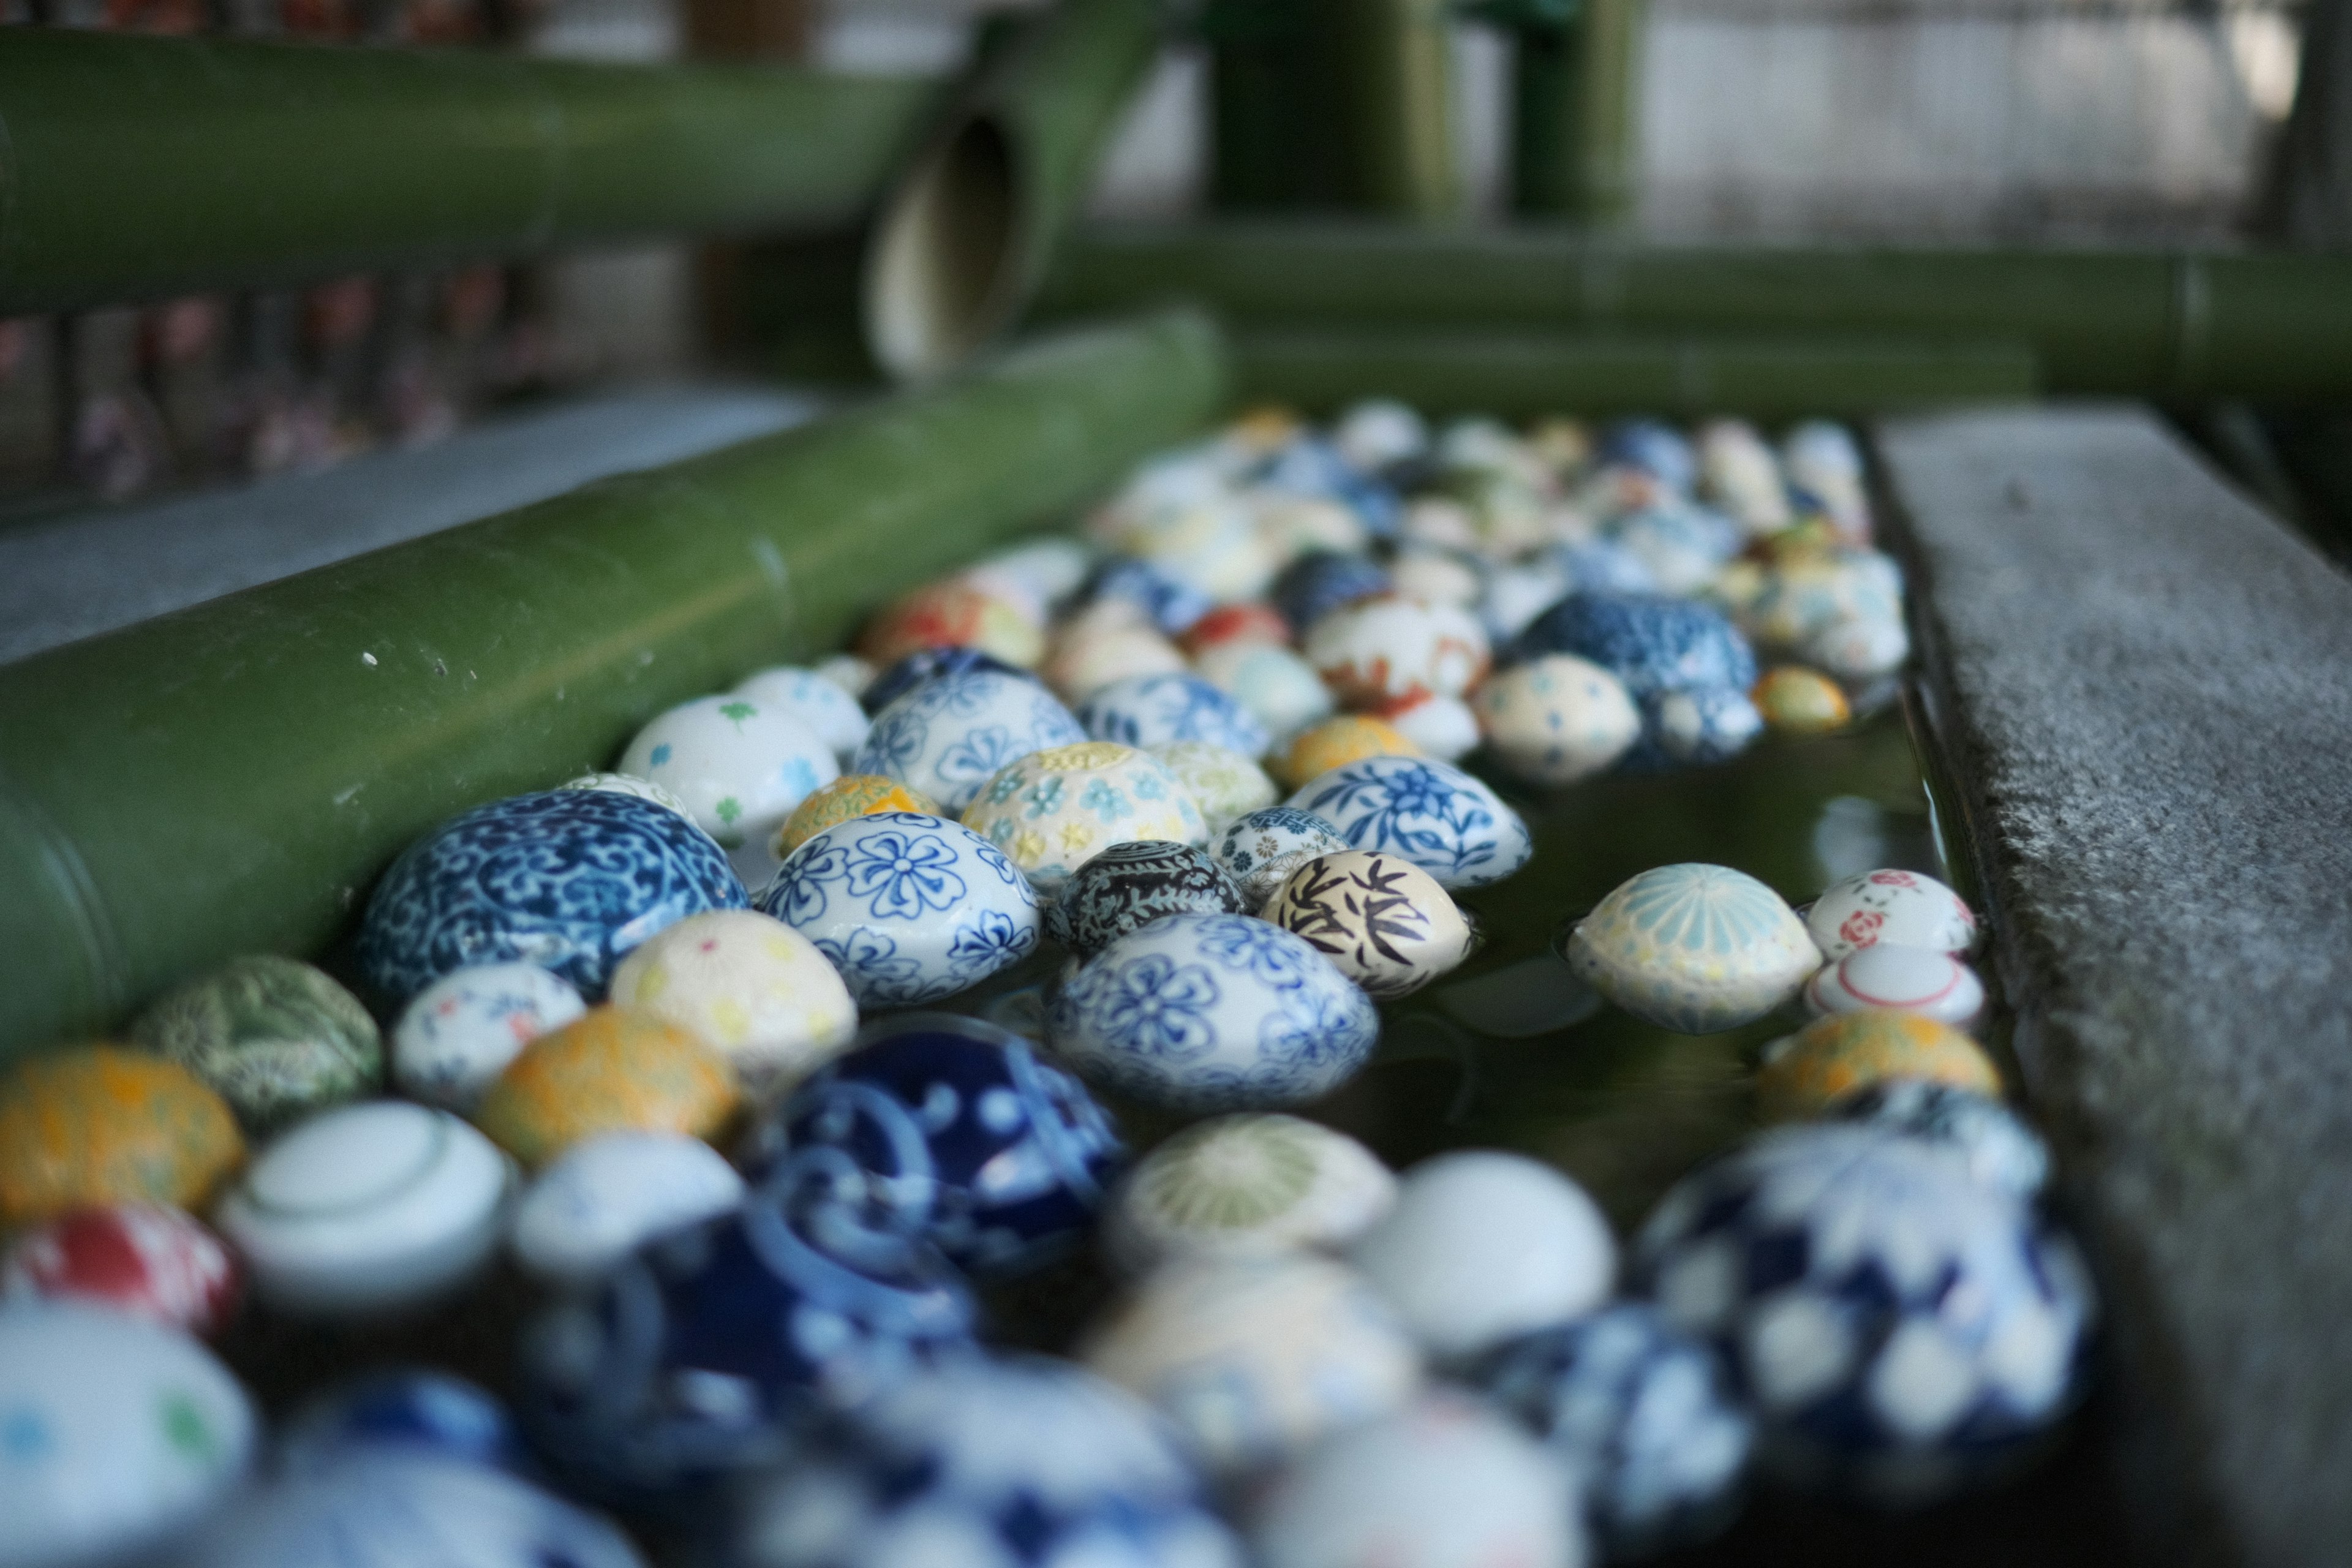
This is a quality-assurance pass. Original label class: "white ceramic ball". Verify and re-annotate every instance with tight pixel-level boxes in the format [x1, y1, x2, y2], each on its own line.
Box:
[392, 962, 586, 1112]
[1807, 868, 1979, 960]
[216, 1101, 514, 1317]
[733, 665, 873, 766]
[507, 1131, 747, 1285]
[619, 693, 839, 852]
[1472, 655, 1640, 787]
[1107, 1114, 1397, 1275]
[1804, 944, 1986, 1027]
[1349, 1151, 1616, 1360]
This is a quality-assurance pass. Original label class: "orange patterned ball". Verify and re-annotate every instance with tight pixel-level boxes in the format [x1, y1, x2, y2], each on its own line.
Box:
[1754, 1009, 1999, 1122]
[1274, 715, 1423, 790]
[1752, 666, 1852, 736]
[0, 1047, 245, 1229]
[474, 1005, 739, 1167]
[771, 774, 941, 858]
[856, 582, 1043, 670]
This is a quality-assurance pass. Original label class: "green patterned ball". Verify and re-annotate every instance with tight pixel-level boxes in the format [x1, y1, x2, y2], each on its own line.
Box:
[132, 955, 382, 1131]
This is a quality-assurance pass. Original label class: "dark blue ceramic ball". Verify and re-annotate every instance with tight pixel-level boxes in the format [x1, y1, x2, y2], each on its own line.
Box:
[861, 647, 1031, 715]
[1506, 590, 1757, 698]
[278, 1369, 527, 1477]
[739, 1014, 1123, 1278]
[1049, 840, 1249, 962]
[1272, 551, 1392, 635]
[1087, 557, 1213, 638]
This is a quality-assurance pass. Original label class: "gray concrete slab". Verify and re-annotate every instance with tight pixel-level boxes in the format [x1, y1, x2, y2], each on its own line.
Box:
[0, 382, 821, 666]
[1877, 404, 2352, 1568]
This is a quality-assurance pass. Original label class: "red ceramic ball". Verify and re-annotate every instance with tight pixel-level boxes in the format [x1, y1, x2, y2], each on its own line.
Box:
[0, 1203, 241, 1337]
[1180, 601, 1292, 658]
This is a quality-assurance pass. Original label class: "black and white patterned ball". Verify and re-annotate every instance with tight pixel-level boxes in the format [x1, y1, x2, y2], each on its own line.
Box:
[712, 1355, 1242, 1568]
[1632, 1125, 2095, 1507]
[1474, 1303, 1752, 1556]
[1829, 1080, 2051, 1202]
[1047, 840, 1249, 962]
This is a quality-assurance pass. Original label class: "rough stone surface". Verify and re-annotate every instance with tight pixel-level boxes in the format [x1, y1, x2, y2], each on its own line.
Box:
[1878, 405, 2352, 1568]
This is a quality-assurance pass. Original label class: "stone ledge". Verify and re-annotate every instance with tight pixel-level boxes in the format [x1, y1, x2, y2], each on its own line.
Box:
[1877, 404, 2352, 1568]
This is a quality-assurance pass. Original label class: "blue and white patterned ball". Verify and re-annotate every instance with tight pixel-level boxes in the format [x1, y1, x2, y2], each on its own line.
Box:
[1272, 551, 1390, 633]
[278, 1369, 526, 1477]
[1607, 505, 1740, 597]
[1285, 755, 1533, 891]
[1088, 557, 1215, 637]
[1626, 684, 1765, 771]
[517, 1186, 976, 1500]
[852, 671, 1086, 812]
[1050, 840, 1250, 960]
[358, 789, 748, 1003]
[860, 648, 1030, 716]
[1076, 674, 1272, 761]
[713, 1355, 1240, 1568]
[1830, 1081, 2051, 1202]
[1213, 807, 1352, 910]
[736, 665, 875, 764]
[1633, 1125, 2095, 1507]
[184, 1452, 645, 1568]
[1047, 913, 1378, 1111]
[1601, 418, 1698, 493]
[740, 1013, 1123, 1278]
[1551, 538, 1658, 597]
[1474, 1303, 1754, 1555]
[1507, 592, 1757, 700]
[1259, 438, 1403, 537]
[757, 812, 1041, 1009]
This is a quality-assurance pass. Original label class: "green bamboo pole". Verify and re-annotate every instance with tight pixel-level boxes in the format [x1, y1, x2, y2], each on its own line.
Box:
[1232, 328, 2038, 417]
[1329, 0, 1461, 221]
[0, 30, 939, 315]
[862, 0, 1165, 380]
[1036, 224, 2352, 399]
[0, 310, 1229, 1060]
[1505, 0, 1645, 222]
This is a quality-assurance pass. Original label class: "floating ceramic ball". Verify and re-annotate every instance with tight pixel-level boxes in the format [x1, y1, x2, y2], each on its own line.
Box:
[1805, 610, 1910, 680]
[475, 1004, 741, 1168]
[216, 1101, 513, 1317]
[1334, 398, 1428, 471]
[852, 669, 1088, 812]
[733, 665, 873, 764]
[1273, 714, 1420, 790]
[1250, 1392, 1584, 1568]
[129, 954, 381, 1132]
[1755, 1009, 2000, 1122]
[1077, 673, 1272, 760]
[1213, 806, 1352, 910]
[1741, 549, 1901, 650]
[1303, 595, 1491, 706]
[1806, 943, 1986, 1027]
[1181, 601, 1291, 655]
[1830, 1080, 2051, 1201]
[1370, 692, 1480, 762]
[517, 1191, 974, 1498]
[771, 774, 940, 859]
[182, 1452, 644, 1568]
[971, 535, 1093, 613]
[1082, 1253, 1421, 1472]
[393, 962, 587, 1112]
[560, 770, 694, 818]
[1050, 839, 1251, 962]
[1700, 418, 1793, 533]
[1753, 665, 1852, 734]
[1635, 684, 1765, 769]
[1472, 654, 1641, 786]
[1635, 1125, 2095, 1505]
[1049, 913, 1379, 1111]
[0, 1303, 256, 1568]
[358, 788, 748, 1002]
[861, 646, 1028, 714]
[1608, 505, 1737, 596]
[758, 810, 1041, 1006]
[0, 1203, 239, 1337]
[608, 910, 858, 1096]
[1387, 548, 1483, 609]
[1564, 864, 1820, 1033]
[960, 742, 1207, 896]
[1194, 640, 1335, 743]
[1267, 851, 1472, 1001]
[1088, 555, 1218, 635]
[1349, 1152, 1615, 1362]
[0, 1047, 244, 1229]
[278, 1368, 524, 1475]
[508, 1131, 748, 1285]
[1106, 1113, 1396, 1275]
[619, 694, 840, 855]
[1807, 868, 1979, 960]
[1272, 551, 1390, 633]
[1474, 1303, 1753, 1555]
[855, 579, 1043, 669]
[1287, 755, 1534, 891]
[1044, 622, 1191, 704]
[1149, 741, 1276, 834]
[740, 1013, 1123, 1277]
[715, 1355, 1242, 1568]
[1510, 592, 1757, 703]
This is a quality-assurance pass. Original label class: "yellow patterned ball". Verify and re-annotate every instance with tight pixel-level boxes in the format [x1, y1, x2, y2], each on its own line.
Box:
[0, 1047, 245, 1229]
[1752, 666, 1852, 736]
[1273, 715, 1421, 791]
[1755, 1009, 2000, 1121]
[962, 742, 1207, 896]
[771, 775, 941, 858]
[475, 1005, 739, 1167]
[608, 910, 858, 1098]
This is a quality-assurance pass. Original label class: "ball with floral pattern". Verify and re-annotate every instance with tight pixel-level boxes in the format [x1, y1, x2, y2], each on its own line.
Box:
[1049, 840, 1250, 963]
[740, 1013, 1122, 1280]
[1047, 913, 1378, 1112]
[1286, 754, 1532, 891]
[961, 741, 1209, 899]
[756, 812, 1039, 1009]
[851, 669, 1087, 813]
[1076, 673, 1272, 761]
